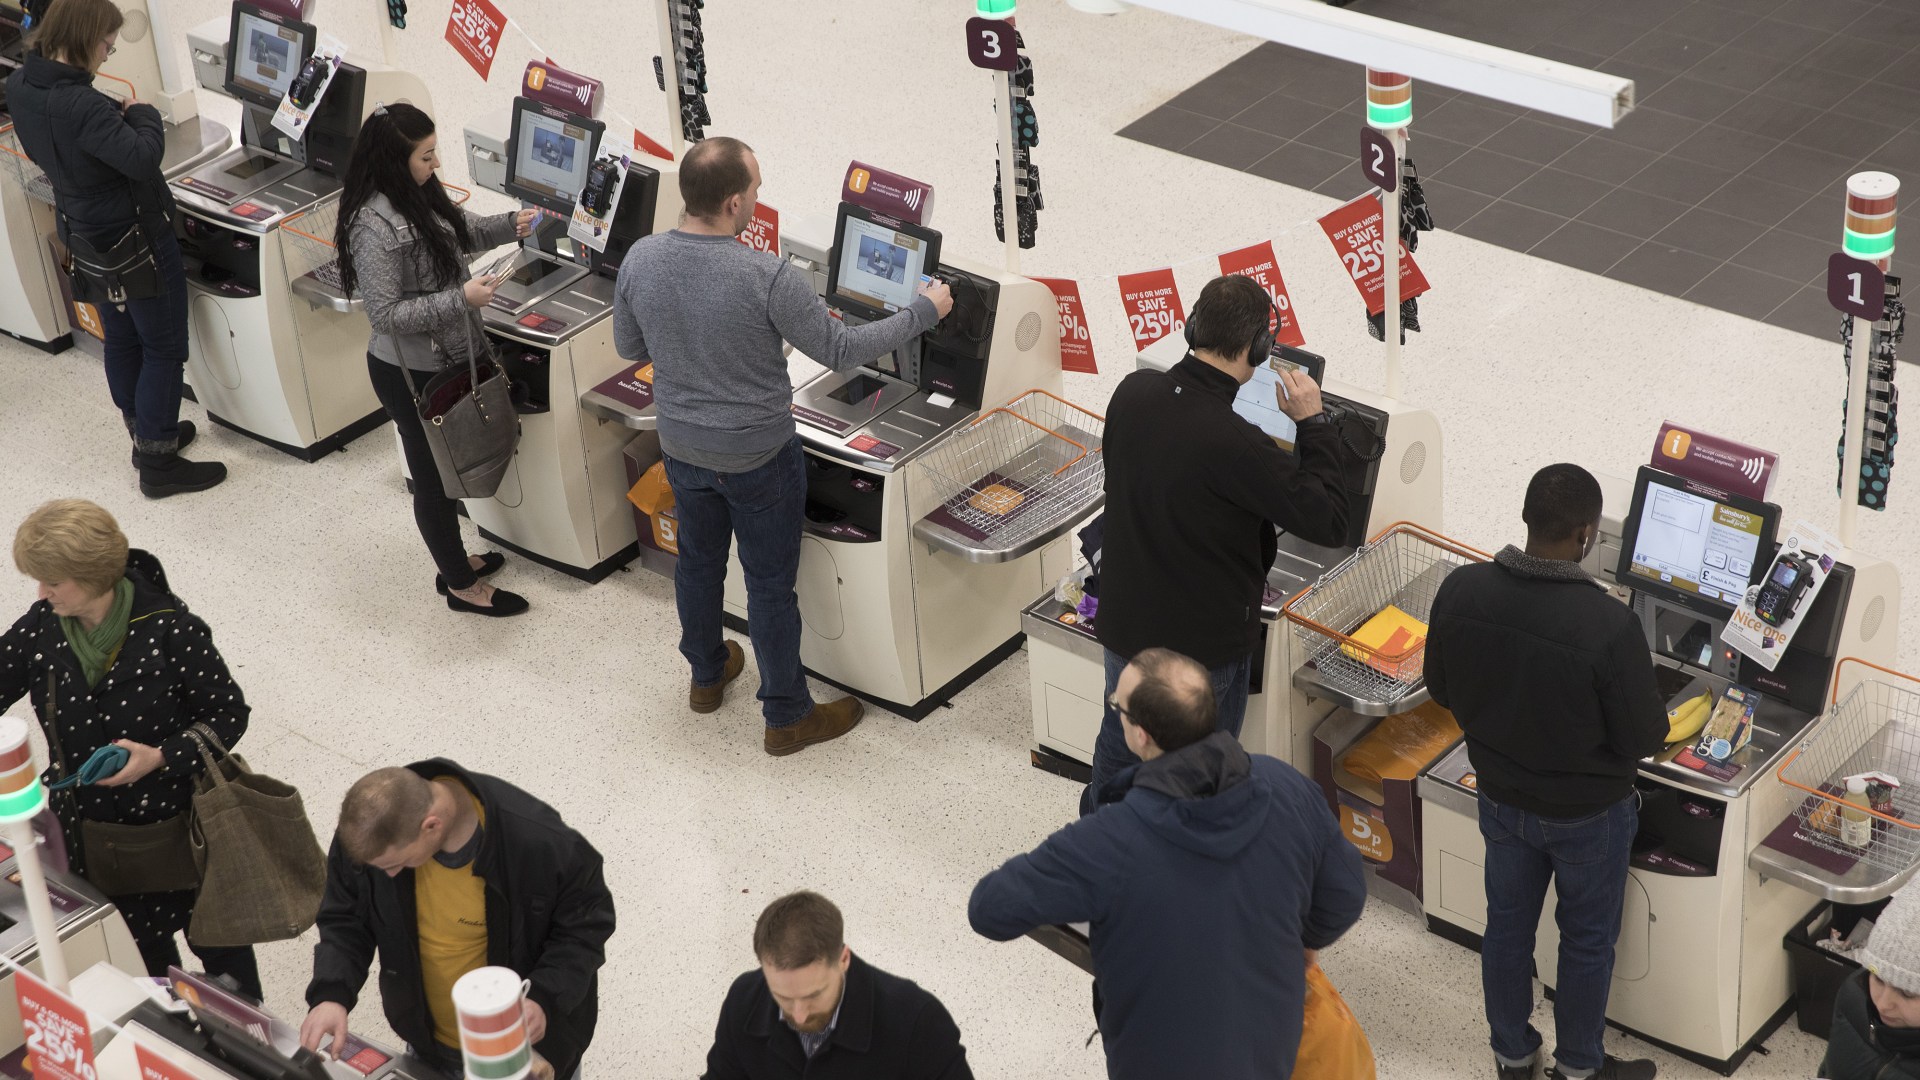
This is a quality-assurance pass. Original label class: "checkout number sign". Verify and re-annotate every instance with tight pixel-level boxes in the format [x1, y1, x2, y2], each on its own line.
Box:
[444, 0, 508, 81]
[1116, 268, 1186, 351]
[16, 969, 96, 1080]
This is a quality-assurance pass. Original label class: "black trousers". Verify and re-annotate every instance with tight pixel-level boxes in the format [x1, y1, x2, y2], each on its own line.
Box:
[136, 931, 262, 1002]
[366, 355, 479, 590]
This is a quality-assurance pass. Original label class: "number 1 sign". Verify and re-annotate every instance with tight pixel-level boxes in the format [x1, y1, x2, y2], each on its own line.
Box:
[1829, 252, 1886, 321]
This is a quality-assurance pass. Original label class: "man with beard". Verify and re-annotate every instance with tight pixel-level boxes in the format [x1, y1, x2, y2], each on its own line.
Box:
[701, 891, 973, 1079]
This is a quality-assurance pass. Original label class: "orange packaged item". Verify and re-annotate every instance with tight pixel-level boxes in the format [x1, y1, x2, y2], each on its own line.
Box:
[1294, 962, 1376, 1080]
[626, 461, 680, 554]
[1340, 604, 1429, 680]
[1341, 701, 1462, 788]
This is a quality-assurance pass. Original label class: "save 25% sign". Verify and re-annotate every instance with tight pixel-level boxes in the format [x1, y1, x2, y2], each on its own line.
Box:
[16, 970, 96, 1080]
[1037, 278, 1099, 374]
[445, 0, 508, 81]
[1317, 194, 1430, 315]
[1116, 268, 1187, 351]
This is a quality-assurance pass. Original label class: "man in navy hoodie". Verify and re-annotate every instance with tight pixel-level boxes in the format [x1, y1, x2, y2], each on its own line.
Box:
[968, 648, 1367, 1079]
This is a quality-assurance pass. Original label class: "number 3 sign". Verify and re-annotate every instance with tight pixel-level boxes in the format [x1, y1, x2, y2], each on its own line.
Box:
[965, 17, 1019, 71]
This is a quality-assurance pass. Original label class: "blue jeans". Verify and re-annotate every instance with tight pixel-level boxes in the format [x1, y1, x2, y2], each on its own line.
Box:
[97, 227, 189, 451]
[1084, 646, 1252, 804]
[1478, 793, 1638, 1075]
[665, 439, 812, 728]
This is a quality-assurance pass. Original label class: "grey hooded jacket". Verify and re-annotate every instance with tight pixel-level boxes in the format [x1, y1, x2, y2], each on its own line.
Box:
[347, 192, 516, 371]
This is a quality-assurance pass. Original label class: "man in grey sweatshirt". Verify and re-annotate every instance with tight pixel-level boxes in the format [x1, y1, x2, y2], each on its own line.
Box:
[613, 137, 952, 756]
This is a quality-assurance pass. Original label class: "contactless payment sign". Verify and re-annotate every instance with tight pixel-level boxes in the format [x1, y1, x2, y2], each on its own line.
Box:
[1317, 194, 1429, 315]
[1650, 421, 1778, 501]
[1117, 268, 1185, 351]
[1217, 241, 1307, 348]
[1036, 277, 1098, 374]
[738, 202, 780, 256]
[445, 0, 508, 81]
[16, 969, 95, 1080]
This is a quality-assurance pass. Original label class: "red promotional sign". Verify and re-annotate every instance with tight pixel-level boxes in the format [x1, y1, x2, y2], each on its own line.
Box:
[16, 969, 96, 1080]
[1216, 241, 1307, 349]
[1317, 194, 1430, 315]
[134, 1041, 196, 1080]
[1036, 277, 1098, 374]
[633, 129, 674, 162]
[1650, 422, 1779, 501]
[445, 0, 508, 81]
[1116, 268, 1186, 351]
[738, 202, 780, 256]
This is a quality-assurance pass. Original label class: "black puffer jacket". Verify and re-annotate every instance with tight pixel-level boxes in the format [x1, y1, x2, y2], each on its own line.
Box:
[1822, 969, 1920, 1080]
[4, 50, 175, 245]
[307, 760, 615, 1080]
[0, 550, 249, 857]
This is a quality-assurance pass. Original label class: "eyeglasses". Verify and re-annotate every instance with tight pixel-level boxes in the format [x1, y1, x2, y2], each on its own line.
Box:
[1107, 694, 1131, 720]
[102, 44, 115, 55]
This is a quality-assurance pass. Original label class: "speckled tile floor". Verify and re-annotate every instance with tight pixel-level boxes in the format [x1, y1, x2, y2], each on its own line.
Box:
[2, 1, 1915, 1076]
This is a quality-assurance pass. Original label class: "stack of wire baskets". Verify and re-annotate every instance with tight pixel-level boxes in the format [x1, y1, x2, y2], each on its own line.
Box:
[281, 195, 345, 293]
[1281, 523, 1490, 712]
[0, 124, 56, 206]
[1778, 664, 1920, 878]
[915, 390, 1106, 555]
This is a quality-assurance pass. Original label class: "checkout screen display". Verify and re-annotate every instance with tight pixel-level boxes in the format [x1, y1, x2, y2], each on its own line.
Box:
[834, 217, 929, 314]
[1625, 482, 1765, 604]
[232, 13, 300, 101]
[512, 113, 592, 203]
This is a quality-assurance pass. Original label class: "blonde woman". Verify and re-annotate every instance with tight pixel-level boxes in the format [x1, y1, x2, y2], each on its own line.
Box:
[0, 500, 255, 994]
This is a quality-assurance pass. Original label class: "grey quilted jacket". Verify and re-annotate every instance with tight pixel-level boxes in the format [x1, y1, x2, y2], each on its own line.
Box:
[348, 192, 516, 371]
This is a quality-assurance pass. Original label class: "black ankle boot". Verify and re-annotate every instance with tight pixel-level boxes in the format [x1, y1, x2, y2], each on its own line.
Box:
[129, 420, 196, 465]
[136, 450, 227, 498]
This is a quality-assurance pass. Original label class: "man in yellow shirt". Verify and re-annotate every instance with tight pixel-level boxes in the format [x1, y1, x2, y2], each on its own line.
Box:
[300, 761, 614, 1080]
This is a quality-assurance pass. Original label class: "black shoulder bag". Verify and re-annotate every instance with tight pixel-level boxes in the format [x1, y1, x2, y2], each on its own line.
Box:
[61, 182, 164, 310]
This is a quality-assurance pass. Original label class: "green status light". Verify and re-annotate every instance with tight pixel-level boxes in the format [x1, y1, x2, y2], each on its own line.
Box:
[977, 0, 1017, 17]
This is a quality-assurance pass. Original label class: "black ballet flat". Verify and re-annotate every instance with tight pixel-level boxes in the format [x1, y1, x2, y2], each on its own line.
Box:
[446, 587, 529, 618]
[435, 552, 506, 595]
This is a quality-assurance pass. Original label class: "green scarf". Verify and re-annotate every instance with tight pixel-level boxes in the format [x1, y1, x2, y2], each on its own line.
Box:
[59, 578, 134, 688]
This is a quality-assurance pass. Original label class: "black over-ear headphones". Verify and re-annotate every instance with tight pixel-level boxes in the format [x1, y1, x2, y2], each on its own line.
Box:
[1186, 294, 1281, 366]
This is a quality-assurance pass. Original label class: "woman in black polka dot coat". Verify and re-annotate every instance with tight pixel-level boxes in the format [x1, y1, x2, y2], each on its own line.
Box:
[0, 547, 259, 997]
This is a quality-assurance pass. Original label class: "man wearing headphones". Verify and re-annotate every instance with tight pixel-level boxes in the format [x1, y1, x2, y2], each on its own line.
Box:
[1087, 274, 1353, 805]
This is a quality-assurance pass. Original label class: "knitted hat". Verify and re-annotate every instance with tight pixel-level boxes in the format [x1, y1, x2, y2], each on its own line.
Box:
[1861, 885, 1920, 995]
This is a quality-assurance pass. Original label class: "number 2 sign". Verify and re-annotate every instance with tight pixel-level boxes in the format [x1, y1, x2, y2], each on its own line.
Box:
[965, 17, 1019, 71]
[1360, 127, 1397, 193]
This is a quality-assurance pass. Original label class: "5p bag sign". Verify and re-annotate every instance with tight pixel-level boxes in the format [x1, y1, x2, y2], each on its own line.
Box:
[1037, 277, 1098, 374]
[445, 0, 508, 81]
[16, 969, 95, 1080]
[1317, 194, 1429, 315]
[1116, 268, 1185, 351]
[1217, 241, 1307, 349]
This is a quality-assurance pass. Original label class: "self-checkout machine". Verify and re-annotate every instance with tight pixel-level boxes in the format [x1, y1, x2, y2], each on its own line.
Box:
[1414, 420, 1904, 1072]
[1023, 328, 1447, 779]
[0, 0, 232, 355]
[168, 0, 431, 459]
[453, 67, 680, 581]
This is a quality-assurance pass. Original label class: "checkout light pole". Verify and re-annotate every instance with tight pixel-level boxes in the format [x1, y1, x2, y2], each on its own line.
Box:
[1368, 69, 1411, 400]
[0, 719, 68, 991]
[1837, 172, 1899, 549]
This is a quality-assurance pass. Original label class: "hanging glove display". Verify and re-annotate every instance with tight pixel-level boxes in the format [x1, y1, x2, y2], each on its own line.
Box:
[993, 33, 1042, 250]
[1366, 156, 1433, 341]
[1837, 275, 1903, 509]
[386, 0, 407, 29]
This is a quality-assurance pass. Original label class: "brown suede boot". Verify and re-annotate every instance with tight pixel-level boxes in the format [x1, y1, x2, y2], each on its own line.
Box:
[689, 641, 746, 714]
[764, 697, 865, 756]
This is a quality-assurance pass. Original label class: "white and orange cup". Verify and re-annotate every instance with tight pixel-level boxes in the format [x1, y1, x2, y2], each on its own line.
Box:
[453, 968, 534, 1080]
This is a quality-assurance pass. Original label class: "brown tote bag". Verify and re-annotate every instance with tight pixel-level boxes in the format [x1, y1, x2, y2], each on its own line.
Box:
[184, 726, 328, 946]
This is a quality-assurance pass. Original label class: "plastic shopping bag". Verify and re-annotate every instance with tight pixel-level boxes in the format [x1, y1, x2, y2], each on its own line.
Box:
[1294, 963, 1376, 1080]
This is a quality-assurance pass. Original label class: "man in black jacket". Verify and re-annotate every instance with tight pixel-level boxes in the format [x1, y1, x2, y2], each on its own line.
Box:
[299, 761, 614, 1080]
[1425, 465, 1667, 1080]
[1089, 273, 1351, 799]
[702, 891, 971, 1079]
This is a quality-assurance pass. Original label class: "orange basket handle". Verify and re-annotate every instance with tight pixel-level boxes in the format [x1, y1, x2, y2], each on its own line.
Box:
[1832, 657, 1920, 705]
[93, 73, 136, 103]
[1278, 521, 1492, 662]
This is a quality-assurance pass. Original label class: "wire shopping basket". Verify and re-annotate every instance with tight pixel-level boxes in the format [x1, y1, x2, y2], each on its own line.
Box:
[1281, 522, 1490, 711]
[281, 195, 344, 291]
[1776, 660, 1920, 876]
[0, 125, 55, 206]
[915, 390, 1105, 555]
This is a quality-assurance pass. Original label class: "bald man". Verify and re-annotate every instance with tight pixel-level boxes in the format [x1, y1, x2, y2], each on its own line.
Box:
[968, 649, 1366, 1080]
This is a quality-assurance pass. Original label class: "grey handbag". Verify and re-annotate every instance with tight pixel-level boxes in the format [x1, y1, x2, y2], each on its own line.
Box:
[401, 313, 518, 499]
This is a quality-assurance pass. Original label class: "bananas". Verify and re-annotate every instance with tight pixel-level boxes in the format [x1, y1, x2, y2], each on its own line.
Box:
[1666, 693, 1713, 744]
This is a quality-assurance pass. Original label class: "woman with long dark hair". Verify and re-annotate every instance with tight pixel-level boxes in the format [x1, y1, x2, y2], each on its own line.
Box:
[335, 103, 534, 617]
[4, 0, 226, 497]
